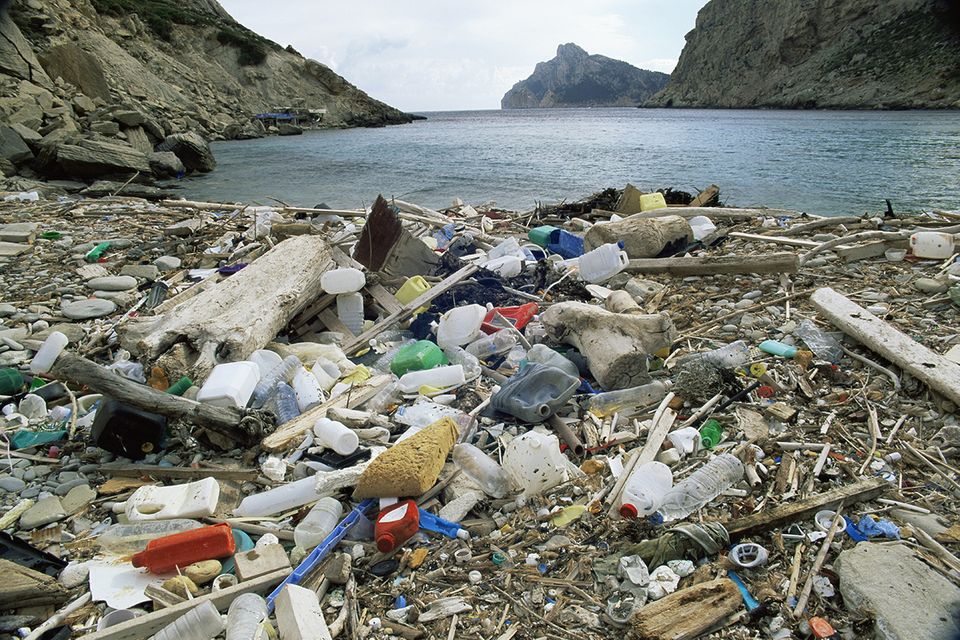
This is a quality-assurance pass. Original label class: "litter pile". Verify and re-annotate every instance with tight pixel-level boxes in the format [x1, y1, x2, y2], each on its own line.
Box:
[1, 183, 959, 640]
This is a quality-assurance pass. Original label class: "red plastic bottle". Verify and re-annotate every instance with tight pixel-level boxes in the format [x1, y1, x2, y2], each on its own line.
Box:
[131, 522, 236, 573]
[375, 500, 420, 553]
[481, 302, 539, 334]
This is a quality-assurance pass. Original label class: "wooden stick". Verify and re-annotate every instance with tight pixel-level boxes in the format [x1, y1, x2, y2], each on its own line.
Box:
[793, 506, 844, 618]
[858, 404, 880, 475]
[626, 252, 798, 276]
[786, 543, 805, 602]
[24, 592, 92, 640]
[596, 207, 806, 220]
[99, 463, 259, 481]
[903, 441, 960, 492]
[914, 527, 960, 574]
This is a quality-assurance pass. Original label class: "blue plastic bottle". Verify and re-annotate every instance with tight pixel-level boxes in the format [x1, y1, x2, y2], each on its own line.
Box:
[418, 508, 470, 540]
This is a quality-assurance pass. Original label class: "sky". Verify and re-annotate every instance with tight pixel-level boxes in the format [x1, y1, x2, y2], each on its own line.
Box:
[217, 0, 708, 112]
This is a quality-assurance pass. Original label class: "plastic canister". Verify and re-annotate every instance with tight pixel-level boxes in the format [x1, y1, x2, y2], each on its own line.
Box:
[528, 225, 560, 248]
[131, 522, 236, 573]
[123, 477, 220, 522]
[436, 304, 486, 348]
[391, 340, 448, 376]
[502, 431, 569, 497]
[29, 331, 68, 374]
[337, 292, 365, 335]
[639, 192, 667, 212]
[313, 418, 359, 455]
[395, 276, 431, 315]
[375, 499, 420, 552]
[490, 362, 579, 423]
[397, 364, 465, 394]
[619, 461, 673, 518]
[91, 397, 167, 459]
[578, 242, 629, 284]
[294, 497, 343, 550]
[910, 232, 955, 259]
[196, 361, 260, 409]
[481, 255, 523, 278]
[546, 229, 585, 259]
[321, 267, 366, 294]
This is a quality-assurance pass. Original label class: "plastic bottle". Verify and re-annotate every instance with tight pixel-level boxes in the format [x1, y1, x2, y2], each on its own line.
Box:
[292, 367, 323, 412]
[321, 267, 366, 294]
[249, 349, 283, 377]
[619, 461, 673, 519]
[794, 320, 843, 364]
[375, 499, 420, 552]
[418, 508, 470, 540]
[294, 497, 343, 550]
[463, 329, 514, 359]
[225, 593, 268, 640]
[490, 363, 579, 423]
[524, 344, 579, 378]
[18, 394, 46, 419]
[681, 340, 751, 369]
[365, 379, 400, 413]
[165, 376, 193, 396]
[586, 380, 672, 418]
[910, 231, 955, 259]
[391, 340, 448, 376]
[436, 304, 486, 349]
[452, 443, 510, 498]
[313, 418, 359, 455]
[578, 242, 629, 284]
[442, 347, 482, 381]
[658, 453, 745, 522]
[29, 331, 68, 374]
[337, 292, 364, 335]
[758, 340, 798, 359]
[274, 382, 300, 424]
[150, 599, 224, 640]
[122, 477, 221, 522]
[397, 364, 465, 394]
[97, 519, 204, 555]
[132, 522, 236, 573]
[699, 419, 724, 449]
[251, 355, 301, 408]
[234, 475, 321, 517]
[196, 361, 260, 409]
[84, 241, 110, 263]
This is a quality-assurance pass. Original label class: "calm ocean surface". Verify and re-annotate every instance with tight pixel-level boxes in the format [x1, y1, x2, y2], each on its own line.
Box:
[181, 108, 960, 216]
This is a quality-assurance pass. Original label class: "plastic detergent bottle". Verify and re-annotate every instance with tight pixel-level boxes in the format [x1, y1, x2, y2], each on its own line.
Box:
[578, 242, 629, 283]
[121, 477, 220, 522]
[375, 499, 420, 552]
[294, 497, 343, 550]
[196, 361, 260, 409]
[619, 461, 673, 519]
[452, 443, 510, 498]
[490, 363, 579, 422]
[436, 304, 486, 348]
[321, 267, 365, 294]
[658, 453, 744, 521]
[131, 522, 236, 573]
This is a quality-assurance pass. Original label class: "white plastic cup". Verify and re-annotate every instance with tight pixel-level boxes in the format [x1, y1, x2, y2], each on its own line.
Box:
[313, 418, 359, 455]
[30, 331, 68, 374]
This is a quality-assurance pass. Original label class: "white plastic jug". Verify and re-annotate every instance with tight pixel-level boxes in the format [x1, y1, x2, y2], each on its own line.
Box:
[397, 364, 465, 394]
[313, 418, 359, 455]
[293, 496, 343, 550]
[436, 304, 486, 348]
[578, 242, 629, 284]
[321, 267, 366, 294]
[30, 331, 68, 374]
[122, 477, 220, 522]
[502, 431, 568, 497]
[481, 255, 523, 278]
[910, 232, 955, 259]
[618, 461, 673, 518]
[487, 237, 524, 260]
[196, 361, 260, 408]
[336, 292, 364, 335]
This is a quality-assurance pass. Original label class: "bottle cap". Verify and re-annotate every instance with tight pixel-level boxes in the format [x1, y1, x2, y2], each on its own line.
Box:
[376, 533, 396, 553]
[619, 503, 638, 519]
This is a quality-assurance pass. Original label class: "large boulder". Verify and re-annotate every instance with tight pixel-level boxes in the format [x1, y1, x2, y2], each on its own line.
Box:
[148, 151, 185, 179]
[155, 132, 216, 173]
[0, 13, 52, 87]
[39, 44, 111, 102]
[584, 214, 693, 259]
[0, 126, 34, 164]
[124, 127, 153, 154]
[277, 123, 303, 136]
[53, 138, 151, 179]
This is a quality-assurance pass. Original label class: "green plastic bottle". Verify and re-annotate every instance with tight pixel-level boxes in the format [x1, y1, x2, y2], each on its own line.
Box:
[85, 241, 110, 262]
[0, 368, 23, 395]
[390, 340, 448, 377]
[700, 419, 724, 449]
[165, 376, 193, 396]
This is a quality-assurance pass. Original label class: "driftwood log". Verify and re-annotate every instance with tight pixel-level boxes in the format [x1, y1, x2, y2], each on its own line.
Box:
[626, 252, 799, 276]
[630, 578, 741, 640]
[120, 235, 334, 379]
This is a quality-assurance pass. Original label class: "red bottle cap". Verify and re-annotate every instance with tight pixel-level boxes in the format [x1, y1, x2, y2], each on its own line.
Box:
[376, 532, 396, 553]
[619, 503, 638, 519]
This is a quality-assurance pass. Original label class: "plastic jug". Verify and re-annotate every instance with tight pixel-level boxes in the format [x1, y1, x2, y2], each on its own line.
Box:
[132, 522, 236, 573]
[375, 499, 420, 552]
[91, 397, 167, 459]
[397, 364, 465, 394]
[337, 292, 364, 335]
[619, 461, 673, 518]
[123, 477, 220, 522]
[321, 267, 366, 294]
[197, 361, 260, 409]
[465, 330, 517, 358]
[502, 431, 569, 497]
[910, 232, 955, 259]
[491, 362, 579, 423]
[29, 331, 68, 374]
[294, 497, 343, 550]
[292, 367, 323, 412]
[481, 255, 523, 277]
[391, 340, 448, 376]
[395, 276, 431, 315]
[524, 343, 580, 378]
[586, 380, 672, 418]
[313, 418, 359, 455]
[639, 192, 667, 212]
[452, 443, 510, 498]
[481, 302, 539, 334]
[436, 304, 486, 348]
[578, 242, 629, 283]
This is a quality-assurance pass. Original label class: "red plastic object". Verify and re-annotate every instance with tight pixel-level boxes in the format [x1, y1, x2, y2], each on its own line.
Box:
[131, 522, 236, 573]
[481, 302, 539, 334]
[375, 499, 420, 553]
[809, 617, 838, 639]
[757, 385, 775, 398]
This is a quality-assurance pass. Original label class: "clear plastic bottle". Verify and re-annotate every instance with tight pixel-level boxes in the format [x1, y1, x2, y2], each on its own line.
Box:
[679, 340, 750, 369]
[337, 292, 365, 335]
[525, 343, 579, 378]
[442, 347, 482, 381]
[658, 453, 745, 522]
[97, 519, 204, 555]
[274, 381, 300, 425]
[225, 593, 268, 640]
[465, 330, 517, 358]
[150, 599, 224, 640]
[586, 380, 672, 418]
[453, 443, 510, 498]
[365, 379, 400, 413]
[294, 497, 343, 550]
[29, 331, 68, 374]
[251, 355, 301, 408]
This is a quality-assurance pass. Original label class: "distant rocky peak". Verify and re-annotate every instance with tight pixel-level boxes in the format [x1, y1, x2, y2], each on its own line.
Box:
[556, 43, 588, 59]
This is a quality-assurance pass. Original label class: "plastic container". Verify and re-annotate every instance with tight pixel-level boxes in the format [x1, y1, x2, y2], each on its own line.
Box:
[197, 361, 260, 409]
[884, 248, 906, 262]
[225, 593, 268, 640]
[123, 477, 220, 522]
[466, 330, 517, 358]
[487, 237, 524, 260]
[442, 347, 482, 381]
[586, 380, 672, 417]
[481, 255, 523, 277]
[97, 519, 204, 555]
[699, 419, 724, 449]
[524, 344, 580, 378]
[234, 475, 321, 517]
[481, 302, 539, 334]
[395, 276, 431, 314]
[666, 426, 701, 456]
[18, 393, 46, 419]
[436, 304, 486, 349]
[337, 292, 364, 335]
[910, 231, 955, 259]
[418, 508, 469, 539]
[292, 367, 323, 412]
[249, 349, 283, 377]
[758, 340, 798, 359]
[375, 499, 420, 552]
[391, 340, 448, 376]
[165, 376, 193, 396]
[490, 362, 579, 423]
[29, 331, 68, 374]
[250, 355, 301, 408]
[91, 397, 167, 459]
[365, 379, 401, 413]
[274, 382, 300, 424]
[294, 497, 343, 550]
[132, 522, 236, 573]
[313, 418, 359, 455]
[639, 191, 667, 212]
[84, 241, 110, 263]
[502, 431, 569, 497]
[578, 242, 629, 284]
[795, 319, 843, 364]
[546, 229, 585, 259]
[658, 453, 744, 521]
[528, 225, 561, 248]
[688, 216, 717, 241]
[619, 461, 673, 518]
[150, 599, 224, 640]
[397, 364, 465, 394]
[311, 358, 341, 391]
[0, 368, 23, 395]
[452, 443, 510, 498]
[321, 267, 366, 294]
[682, 340, 751, 369]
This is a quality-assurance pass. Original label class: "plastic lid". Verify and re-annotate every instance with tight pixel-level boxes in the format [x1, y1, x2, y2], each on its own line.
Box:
[376, 533, 396, 553]
[619, 503, 638, 519]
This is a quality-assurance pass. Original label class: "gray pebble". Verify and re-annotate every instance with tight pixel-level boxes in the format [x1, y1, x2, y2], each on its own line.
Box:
[21, 486, 41, 499]
[55, 478, 88, 496]
[0, 476, 26, 492]
[742, 290, 763, 300]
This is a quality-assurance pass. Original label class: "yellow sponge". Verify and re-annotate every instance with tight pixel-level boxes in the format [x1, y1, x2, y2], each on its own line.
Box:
[354, 417, 459, 498]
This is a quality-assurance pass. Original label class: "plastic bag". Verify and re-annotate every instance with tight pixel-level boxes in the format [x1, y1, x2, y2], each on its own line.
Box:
[795, 319, 843, 363]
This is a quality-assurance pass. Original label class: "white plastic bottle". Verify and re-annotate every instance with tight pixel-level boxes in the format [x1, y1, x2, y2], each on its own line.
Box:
[453, 443, 510, 498]
[97, 519, 204, 555]
[225, 593, 268, 640]
[337, 292, 365, 335]
[466, 330, 517, 358]
[313, 418, 359, 455]
[658, 453, 744, 521]
[29, 331, 68, 374]
[196, 361, 260, 409]
[150, 600, 224, 640]
[618, 461, 673, 519]
[397, 364, 465, 393]
[436, 304, 486, 348]
[121, 477, 221, 522]
[292, 367, 323, 412]
[481, 255, 523, 278]
[578, 242, 629, 284]
[233, 475, 319, 517]
[321, 267, 366, 294]
[294, 497, 343, 550]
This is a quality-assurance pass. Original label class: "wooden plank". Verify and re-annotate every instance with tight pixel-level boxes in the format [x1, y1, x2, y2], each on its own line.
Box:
[729, 231, 821, 248]
[317, 308, 355, 338]
[594, 207, 806, 221]
[290, 294, 335, 336]
[835, 239, 908, 263]
[99, 463, 258, 481]
[80, 569, 287, 640]
[811, 287, 960, 405]
[0, 559, 68, 609]
[367, 284, 404, 315]
[688, 185, 719, 208]
[626, 252, 798, 276]
[630, 578, 741, 640]
[723, 477, 887, 539]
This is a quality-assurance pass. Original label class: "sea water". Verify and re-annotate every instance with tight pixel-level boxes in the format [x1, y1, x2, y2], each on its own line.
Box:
[182, 108, 960, 216]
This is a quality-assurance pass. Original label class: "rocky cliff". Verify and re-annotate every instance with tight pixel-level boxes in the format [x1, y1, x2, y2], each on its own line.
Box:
[502, 44, 670, 109]
[0, 0, 413, 191]
[648, 0, 960, 109]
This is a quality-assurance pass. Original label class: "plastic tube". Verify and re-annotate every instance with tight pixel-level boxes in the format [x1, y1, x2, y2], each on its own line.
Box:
[313, 418, 359, 455]
[251, 355, 301, 407]
[225, 593, 268, 640]
[29, 331, 68, 374]
[149, 600, 224, 640]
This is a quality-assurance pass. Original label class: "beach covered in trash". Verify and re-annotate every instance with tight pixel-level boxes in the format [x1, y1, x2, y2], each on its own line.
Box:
[0, 184, 959, 640]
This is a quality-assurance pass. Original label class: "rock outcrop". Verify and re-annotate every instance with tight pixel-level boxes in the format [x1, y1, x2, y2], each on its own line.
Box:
[502, 44, 670, 109]
[648, 0, 960, 109]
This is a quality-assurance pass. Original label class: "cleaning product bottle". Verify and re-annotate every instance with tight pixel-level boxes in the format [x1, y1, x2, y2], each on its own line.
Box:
[619, 461, 673, 519]
[131, 522, 236, 573]
[375, 499, 420, 552]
